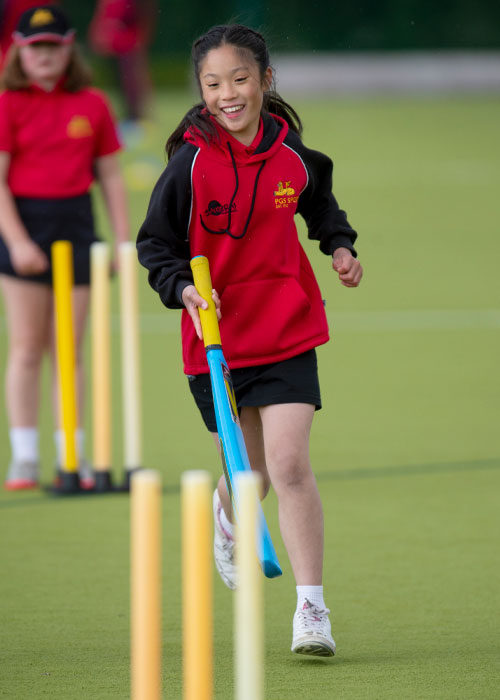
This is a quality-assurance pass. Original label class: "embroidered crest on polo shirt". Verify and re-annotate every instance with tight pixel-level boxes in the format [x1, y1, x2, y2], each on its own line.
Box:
[274, 180, 298, 209]
[30, 9, 55, 26]
[67, 116, 93, 139]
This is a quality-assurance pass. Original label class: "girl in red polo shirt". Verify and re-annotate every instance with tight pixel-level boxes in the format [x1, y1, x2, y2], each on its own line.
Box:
[137, 24, 363, 657]
[0, 5, 129, 489]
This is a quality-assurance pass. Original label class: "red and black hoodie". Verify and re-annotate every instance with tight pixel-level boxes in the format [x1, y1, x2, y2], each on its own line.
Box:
[137, 112, 358, 375]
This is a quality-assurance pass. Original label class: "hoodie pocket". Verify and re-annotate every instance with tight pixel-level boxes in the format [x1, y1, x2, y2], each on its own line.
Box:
[219, 276, 312, 361]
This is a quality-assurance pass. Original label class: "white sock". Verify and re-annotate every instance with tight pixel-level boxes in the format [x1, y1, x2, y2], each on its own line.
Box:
[296, 585, 326, 611]
[54, 428, 85, 464]
[219, 505, 235, 539]
[10, 427, 39, 462]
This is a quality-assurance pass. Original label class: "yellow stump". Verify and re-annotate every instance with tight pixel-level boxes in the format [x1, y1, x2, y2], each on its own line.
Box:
[182, 471, 212, 700]
[91, 242, 111, 472]
[235, 472, 263, 700]
[119, 242, 142, 472]
[131, 470, 162, 700]
[51, 241, 78, 473]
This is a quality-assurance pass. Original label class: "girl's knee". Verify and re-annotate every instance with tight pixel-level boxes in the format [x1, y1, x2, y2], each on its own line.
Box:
[10, 344, 44, 370]
[270, 456, 314, 492]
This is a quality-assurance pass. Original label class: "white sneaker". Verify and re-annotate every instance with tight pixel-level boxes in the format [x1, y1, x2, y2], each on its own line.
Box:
[291, 598, 336, 657]
[4, 459, 39, 490]
[213, 489, 237, 590]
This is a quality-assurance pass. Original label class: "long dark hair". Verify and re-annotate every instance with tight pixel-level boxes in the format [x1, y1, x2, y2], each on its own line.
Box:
[166, 24, 302, 160]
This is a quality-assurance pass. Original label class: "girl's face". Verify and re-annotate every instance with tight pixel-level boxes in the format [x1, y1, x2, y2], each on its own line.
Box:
[199, 44, 272, 146]
[19, 41, 72, 90]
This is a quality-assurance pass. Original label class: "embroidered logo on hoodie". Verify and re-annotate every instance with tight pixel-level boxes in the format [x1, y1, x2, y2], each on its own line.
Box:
[204, 200, 237, 217]
[274, 180, 298, 209]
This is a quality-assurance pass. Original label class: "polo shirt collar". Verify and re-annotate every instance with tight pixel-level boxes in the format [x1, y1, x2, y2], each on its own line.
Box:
[28, 76, 66, 94]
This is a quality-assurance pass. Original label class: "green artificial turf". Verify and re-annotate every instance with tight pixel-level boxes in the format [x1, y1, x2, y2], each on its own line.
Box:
[1, 93, 499, 698]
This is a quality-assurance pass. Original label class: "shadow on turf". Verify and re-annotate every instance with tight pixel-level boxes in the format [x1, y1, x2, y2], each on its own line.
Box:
[1, 457, 498, 510]
[315, 457, 500, 483]
[0, 480, 180, 509]
[289, 656, 335, 665]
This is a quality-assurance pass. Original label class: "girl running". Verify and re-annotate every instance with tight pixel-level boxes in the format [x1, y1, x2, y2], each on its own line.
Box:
[137, 24, 363, 656]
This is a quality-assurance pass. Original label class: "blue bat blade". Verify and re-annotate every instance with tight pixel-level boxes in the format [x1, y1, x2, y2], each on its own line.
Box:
[207, 348, 282, 578]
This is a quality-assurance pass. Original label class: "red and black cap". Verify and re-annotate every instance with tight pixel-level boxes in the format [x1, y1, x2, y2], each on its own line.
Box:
[13, 5, 75, 46]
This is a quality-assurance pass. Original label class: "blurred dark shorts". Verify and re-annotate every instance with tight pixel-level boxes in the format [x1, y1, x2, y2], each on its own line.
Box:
[0, 194, 98, 286]
[187, 349, 322, 432]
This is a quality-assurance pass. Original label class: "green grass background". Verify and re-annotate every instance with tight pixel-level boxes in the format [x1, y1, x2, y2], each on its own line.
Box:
[1, 93, 499, 698]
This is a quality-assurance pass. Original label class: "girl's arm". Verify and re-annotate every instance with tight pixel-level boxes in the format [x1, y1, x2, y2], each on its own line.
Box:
[136, 145, 197, 309]
[332, 247, 363, 288]
[94, 153, 130, 261]
[289, 135, 363, 287]
[288, 133, 357, 256]
[0, 152, 49, 275]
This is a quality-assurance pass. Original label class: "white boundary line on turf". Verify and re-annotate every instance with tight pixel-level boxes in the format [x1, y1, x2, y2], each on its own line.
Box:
[1, 308, 499, 334]
[131, 308, 500, 334]
[327, 308, 500, 332]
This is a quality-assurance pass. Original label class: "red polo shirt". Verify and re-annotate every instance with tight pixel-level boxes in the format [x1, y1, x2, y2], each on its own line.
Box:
[0, 83, 121, 198]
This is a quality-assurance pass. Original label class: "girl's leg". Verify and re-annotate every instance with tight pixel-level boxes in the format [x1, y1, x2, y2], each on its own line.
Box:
[259, 403, 334, 656]
[1, 276, 52, 486]
[258, 402, 323, 585]
[215, 405, 271, 520]
[0, 276, 52, 428]
[212, 406, 270, 590]
[118, 50, 152, 121]
[213, 402, 323, 581]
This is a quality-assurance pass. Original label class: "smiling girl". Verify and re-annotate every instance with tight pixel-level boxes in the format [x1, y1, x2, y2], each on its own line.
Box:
[137, 24, 363, 657]
[0, 5, 129, 490]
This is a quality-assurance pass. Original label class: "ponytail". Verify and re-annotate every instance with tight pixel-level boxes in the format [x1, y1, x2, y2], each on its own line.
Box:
[264, 92, 302, 136]
[166, 103, 216, 159]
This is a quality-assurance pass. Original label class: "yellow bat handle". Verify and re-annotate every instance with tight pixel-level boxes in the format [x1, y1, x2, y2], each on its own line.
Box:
[190, 256, 221, 347]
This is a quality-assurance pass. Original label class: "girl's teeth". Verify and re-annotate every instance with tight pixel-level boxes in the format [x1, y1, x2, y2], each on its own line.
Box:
[224, 106, 243, 113]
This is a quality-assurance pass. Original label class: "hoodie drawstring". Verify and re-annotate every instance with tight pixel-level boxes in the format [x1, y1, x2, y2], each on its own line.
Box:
[200, 141, 266, 240]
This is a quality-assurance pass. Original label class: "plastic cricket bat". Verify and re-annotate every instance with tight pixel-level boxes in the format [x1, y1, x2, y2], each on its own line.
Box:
[190, 255, 282, 579]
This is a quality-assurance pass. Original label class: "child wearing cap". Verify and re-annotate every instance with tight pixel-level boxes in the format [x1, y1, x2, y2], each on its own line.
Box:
[0, 5, 129, 489]
[0, 0, 43, 68]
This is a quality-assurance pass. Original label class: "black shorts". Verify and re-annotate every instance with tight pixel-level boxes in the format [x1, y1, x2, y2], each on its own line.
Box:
[0, 194, 98, 286]
[188, 349, 322, 432]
